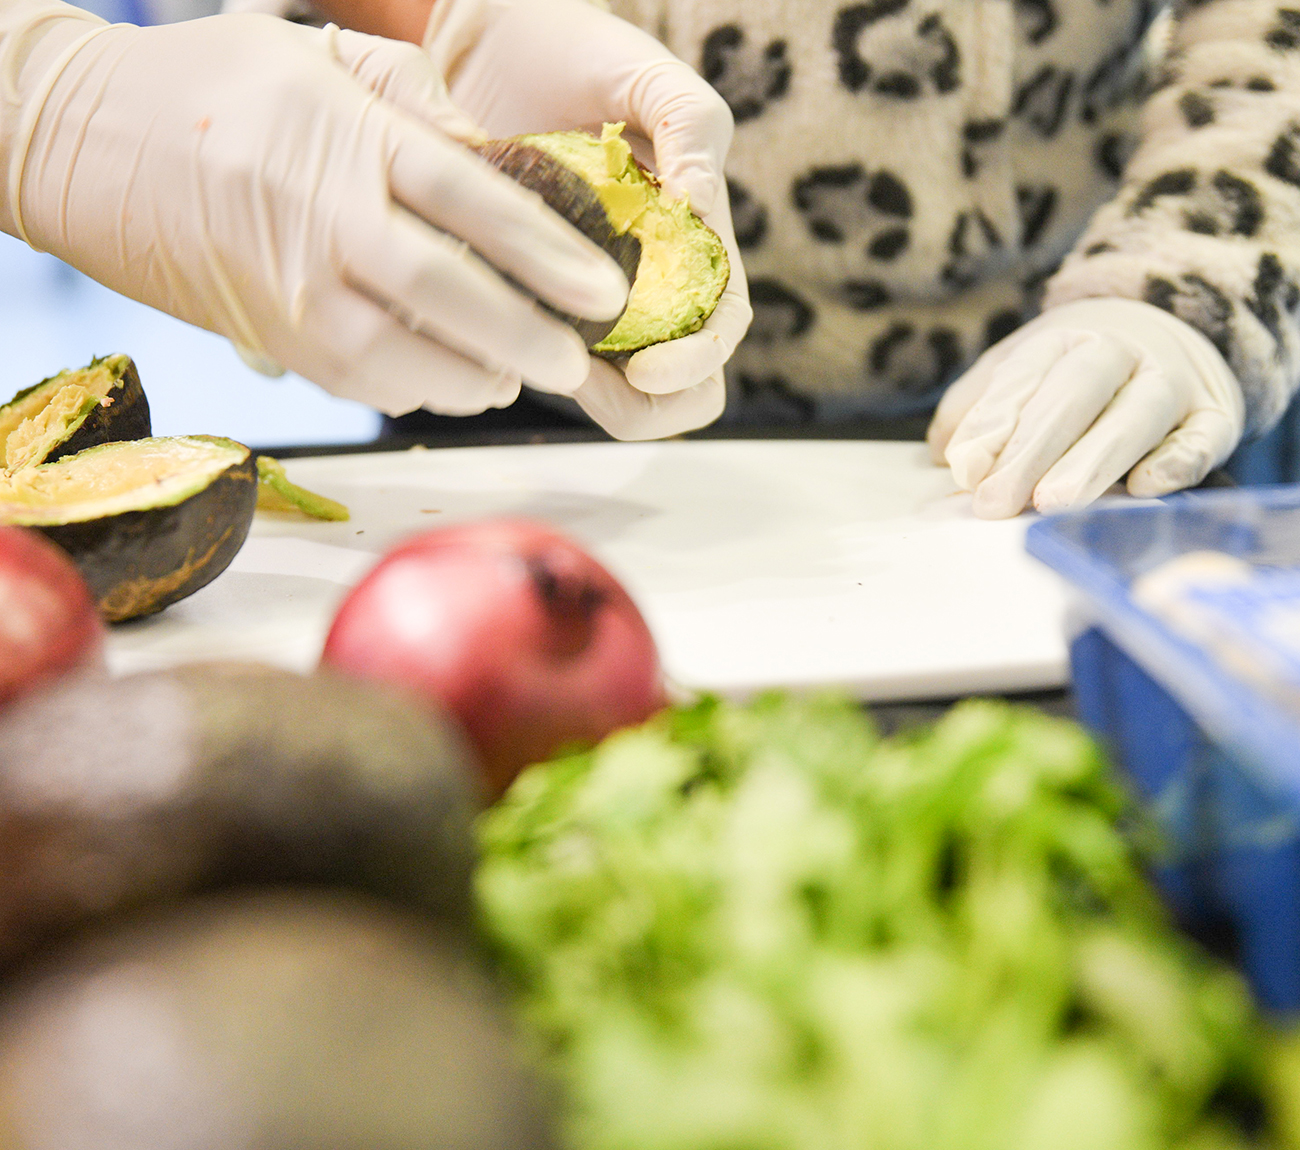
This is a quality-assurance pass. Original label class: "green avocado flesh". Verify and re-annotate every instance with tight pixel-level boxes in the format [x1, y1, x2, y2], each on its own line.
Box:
[0, 435, 258, 622]
[516, 124, 730, 354]
[0, 435, 246, 524]
[0, 354, 149, 471]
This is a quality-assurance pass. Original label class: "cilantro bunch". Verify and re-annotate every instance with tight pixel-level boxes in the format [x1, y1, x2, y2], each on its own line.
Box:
[478, 696, 1267, 1150]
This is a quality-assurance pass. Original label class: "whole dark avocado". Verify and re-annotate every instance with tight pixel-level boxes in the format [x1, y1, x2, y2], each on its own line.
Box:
[0, 663, 482, 965]
[0, 890, 558, 1150]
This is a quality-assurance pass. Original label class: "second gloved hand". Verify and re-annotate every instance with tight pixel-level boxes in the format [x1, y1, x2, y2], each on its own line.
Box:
[424, 0, 751, 439]
[926, 298, 1246, 518]
[0, 4, 632, 416]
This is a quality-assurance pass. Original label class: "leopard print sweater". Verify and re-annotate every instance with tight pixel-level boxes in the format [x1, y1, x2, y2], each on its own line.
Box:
[609, 0, 1300, 434]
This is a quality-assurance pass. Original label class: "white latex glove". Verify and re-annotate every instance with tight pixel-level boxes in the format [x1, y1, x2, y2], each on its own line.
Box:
[425, 0, 750, 438]
[0, 2, 633, 416]
[926, 298, 1246, 518]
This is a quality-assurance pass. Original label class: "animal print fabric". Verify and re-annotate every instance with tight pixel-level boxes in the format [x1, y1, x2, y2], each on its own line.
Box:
[610, 0, 1300, 433]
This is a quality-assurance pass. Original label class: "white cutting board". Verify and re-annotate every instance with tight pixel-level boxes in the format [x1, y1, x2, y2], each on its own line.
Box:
[104, 440, 1071, 701]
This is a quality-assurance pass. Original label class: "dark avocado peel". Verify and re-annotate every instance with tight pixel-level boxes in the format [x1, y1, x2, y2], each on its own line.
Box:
[482, 123, 730, 354]
[0, 435, 257, 622]
[478, 137, 642, 349]
[0, 354, 150, 471]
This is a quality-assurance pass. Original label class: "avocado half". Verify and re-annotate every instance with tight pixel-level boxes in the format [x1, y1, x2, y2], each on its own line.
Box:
[0, 354, 150, 471]
[481, 123, 730, 354]
[0, 435, 257, 622]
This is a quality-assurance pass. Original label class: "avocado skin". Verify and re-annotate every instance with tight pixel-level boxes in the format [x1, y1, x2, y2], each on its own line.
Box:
[44, 355, 151, 463]
[0, 664, 482, 967]
[0, 891, 557, 1150]
[35, 438, 257, 623]
[3, 355, 152, 466]
[478, 139, 641, 348]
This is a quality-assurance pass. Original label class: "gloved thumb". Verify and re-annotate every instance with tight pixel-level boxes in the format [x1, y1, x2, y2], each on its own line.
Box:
[326, 25, 487, 145]
[1127, 406, 1240, 497]
[628, 58, 733, 215]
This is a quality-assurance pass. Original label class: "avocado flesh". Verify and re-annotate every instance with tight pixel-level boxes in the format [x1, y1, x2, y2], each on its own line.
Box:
[0, 436, 247, 524]
[0, 358, 129, 472]
[519, 124, 730, 354]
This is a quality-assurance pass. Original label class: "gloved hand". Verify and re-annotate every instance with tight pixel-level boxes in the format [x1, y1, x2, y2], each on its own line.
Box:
[423, 0, 750, 438]
[926, 297, 1246, 518]
[0, 1, 633, 416]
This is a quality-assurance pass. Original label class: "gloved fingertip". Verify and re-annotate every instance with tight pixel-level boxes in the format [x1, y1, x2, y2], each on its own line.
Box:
[661, 167, 721, 217]
[235, 343, 286, 378]
[625, 330, 725, 395]
[435, 113, 488, 146]
[925, 425, 951, 465]
[970, 472, 1030, 519]
[945, 440, 995, 492]
[1030, 483, 1075, 516]
[526, 341, 593, 397]
[1127, 460, 1194, 499]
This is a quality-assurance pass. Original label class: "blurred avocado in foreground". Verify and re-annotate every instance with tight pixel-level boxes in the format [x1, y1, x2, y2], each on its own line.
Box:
[481, 123, 729, 354]
[0, 663, 482, 964]
[0, 354, 150, 473]
[0, 890, 558, 1150]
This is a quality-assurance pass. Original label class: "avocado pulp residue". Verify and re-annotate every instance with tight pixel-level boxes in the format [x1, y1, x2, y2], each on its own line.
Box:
[0, 359, 127, 472]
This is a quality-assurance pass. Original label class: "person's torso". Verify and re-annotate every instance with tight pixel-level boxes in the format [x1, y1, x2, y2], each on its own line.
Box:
[611, 0, 1163, 422]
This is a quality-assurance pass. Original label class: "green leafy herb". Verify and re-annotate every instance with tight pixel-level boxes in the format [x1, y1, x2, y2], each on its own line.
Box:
[478, 695, 1268, 1150]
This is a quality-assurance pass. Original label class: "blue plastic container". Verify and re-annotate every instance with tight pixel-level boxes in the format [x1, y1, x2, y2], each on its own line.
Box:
[1026, 487, 1300, 1012]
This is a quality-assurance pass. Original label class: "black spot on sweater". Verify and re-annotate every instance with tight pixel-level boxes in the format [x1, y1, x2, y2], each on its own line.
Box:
[748, 278, 815, 341]
[727, 179, 768, 249]
[832, 2, 960, 98]
[792, 164, 913, 261]
[701, 25, 792, 122]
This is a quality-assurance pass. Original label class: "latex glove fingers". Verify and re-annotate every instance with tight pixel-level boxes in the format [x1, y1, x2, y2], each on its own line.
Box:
[5, 12, 633, 412]
[292, 287, 521, 416]
[616, 56, 733, 216]
[381, 112, 628, 329]
[1127, 405, 1243, 498]
[571, 358, 724, 440]
[342, 200, 594, 395]
[932, 297, 1245, 517]
[327, 25, 485, 143]
[946, 332, 1140, 505]
[330, 24, 632, 329]
[1030, 358, 1239, 510]
[623, 194, 751, 396]
[991, 358, 1180, 516]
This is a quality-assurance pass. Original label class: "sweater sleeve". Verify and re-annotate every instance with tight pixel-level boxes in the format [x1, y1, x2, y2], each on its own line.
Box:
[1043, 0, 1300, 435]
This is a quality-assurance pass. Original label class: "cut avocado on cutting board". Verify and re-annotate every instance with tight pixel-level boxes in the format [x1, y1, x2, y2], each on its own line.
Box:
[103, 440, 1069, 702]
[0, 435, 258, 622]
